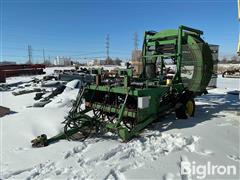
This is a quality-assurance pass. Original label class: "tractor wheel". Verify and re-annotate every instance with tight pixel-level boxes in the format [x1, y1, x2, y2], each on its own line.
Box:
[175, 98, 195, 119]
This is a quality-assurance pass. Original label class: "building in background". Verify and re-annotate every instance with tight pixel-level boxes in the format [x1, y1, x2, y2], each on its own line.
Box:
[87, 60, 94, 66]
[87, 59, 100, 66]
[53, 56, 72, 66]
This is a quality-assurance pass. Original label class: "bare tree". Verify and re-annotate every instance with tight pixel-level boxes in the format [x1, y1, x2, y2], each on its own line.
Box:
[230, 55, 239, 64]
[220, 57, 227, 64]
[114, 58, 122, 65]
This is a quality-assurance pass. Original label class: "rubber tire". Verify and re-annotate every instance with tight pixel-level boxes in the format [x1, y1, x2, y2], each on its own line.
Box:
[175, 98, 195, 119]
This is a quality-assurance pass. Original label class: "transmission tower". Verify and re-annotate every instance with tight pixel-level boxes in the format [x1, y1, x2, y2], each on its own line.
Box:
[43, 48, 46, 64]
[134, 32, 138, 50]
[27, 45, 32, 64]
[106, 34, 110, 60]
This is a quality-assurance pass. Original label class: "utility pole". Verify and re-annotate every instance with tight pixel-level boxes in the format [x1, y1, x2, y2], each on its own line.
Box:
[106, 34, 110, 60]
[134, 32, 138, 50]
[27, 45, 32, 64]
[43, 48, 46, 64]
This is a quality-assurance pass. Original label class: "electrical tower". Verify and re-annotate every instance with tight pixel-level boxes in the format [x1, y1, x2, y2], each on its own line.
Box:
[27, 45, 32, 64]
[106, 34, 110, 60]
[43, 48, 46, 64]
[48, 56, 51, 63]
[134, 32, 138, 50]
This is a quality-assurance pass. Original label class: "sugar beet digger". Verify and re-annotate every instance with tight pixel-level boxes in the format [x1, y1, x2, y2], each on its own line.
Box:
[31, 25, 214, 147]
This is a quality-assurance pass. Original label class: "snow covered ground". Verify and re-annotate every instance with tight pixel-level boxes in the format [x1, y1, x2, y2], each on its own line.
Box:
[0, 67, 239, 180]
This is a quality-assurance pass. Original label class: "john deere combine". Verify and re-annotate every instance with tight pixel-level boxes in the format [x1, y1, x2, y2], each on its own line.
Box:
[32, 25, 214, 147]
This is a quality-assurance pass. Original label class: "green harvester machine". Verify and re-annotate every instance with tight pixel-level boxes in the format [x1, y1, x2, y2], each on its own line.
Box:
[31, 25, 214, 147]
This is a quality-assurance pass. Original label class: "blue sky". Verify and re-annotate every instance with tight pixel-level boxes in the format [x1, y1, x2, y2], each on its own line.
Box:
[1, 0, 238, 63]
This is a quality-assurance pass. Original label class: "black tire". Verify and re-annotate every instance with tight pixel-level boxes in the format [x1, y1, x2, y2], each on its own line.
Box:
[175, 98, 195, 119]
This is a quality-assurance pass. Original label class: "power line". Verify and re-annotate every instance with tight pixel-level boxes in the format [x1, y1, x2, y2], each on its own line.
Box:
[2, 46, 105, 54]
[3, 43, 131, 62]
[3, 50, 128, 57]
